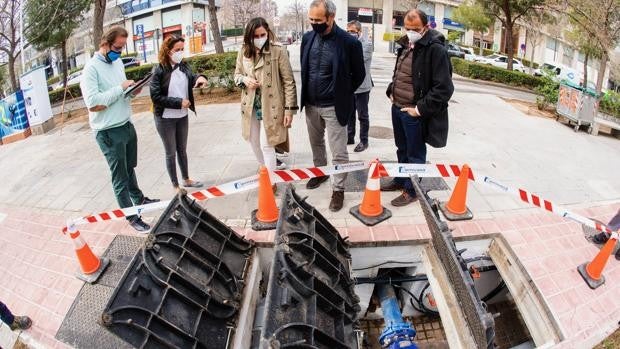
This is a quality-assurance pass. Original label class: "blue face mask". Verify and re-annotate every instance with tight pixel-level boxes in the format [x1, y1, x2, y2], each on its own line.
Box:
[105, 50, 122, 63]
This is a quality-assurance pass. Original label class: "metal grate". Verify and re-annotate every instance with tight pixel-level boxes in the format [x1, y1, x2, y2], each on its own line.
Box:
[55, 235, 145, 349]
[102, 193, 255, 348]
[412, 175, 495, 349]
[258, 185, 360, 348]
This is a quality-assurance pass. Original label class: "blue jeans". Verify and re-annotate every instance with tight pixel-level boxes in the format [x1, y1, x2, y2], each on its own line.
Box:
[391, 104, 427, 196]
[0, 301, 14, 325]
[609, 210, 620, 231]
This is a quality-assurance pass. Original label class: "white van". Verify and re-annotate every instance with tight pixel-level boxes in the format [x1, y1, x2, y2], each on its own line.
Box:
[534, 63, 580, 85]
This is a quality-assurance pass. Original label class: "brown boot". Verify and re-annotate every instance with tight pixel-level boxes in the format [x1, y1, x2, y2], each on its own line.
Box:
[390, 191, 417, 207]
[10, 316, 32, 331]
[329, 191, 345, 212]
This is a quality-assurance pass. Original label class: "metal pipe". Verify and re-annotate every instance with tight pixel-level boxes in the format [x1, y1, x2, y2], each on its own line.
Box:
[377, 284, 418, 349]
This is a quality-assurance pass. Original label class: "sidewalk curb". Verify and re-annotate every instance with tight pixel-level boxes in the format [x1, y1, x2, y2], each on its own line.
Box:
[452, 75, 536, 95]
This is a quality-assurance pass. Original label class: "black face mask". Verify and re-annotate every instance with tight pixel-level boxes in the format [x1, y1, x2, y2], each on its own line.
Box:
[312, 22, 329, 34]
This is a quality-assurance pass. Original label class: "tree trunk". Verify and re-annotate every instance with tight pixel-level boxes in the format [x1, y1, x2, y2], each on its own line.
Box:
[61, 41, 69, 99]
[505, 22, 514, 70]
[7, 55, 18, 92]
[529, 45, 536, 74]
[93, 0, 107, 49]
[583, 53, 588, 88]
[596, 51, 607, 94]
[208, 0, 224, 54]
[479, 30, 484, 55]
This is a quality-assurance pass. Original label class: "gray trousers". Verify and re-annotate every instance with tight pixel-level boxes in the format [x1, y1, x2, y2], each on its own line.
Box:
[304, 105, 349, 191]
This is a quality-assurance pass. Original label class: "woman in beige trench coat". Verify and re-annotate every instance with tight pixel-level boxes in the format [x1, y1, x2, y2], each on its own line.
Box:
[234, 17, 298, 178]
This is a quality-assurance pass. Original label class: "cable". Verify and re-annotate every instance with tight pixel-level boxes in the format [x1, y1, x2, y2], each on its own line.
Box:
[464, 256, 493, 263]
[353, 260, 420, 271]
[481, 281, 506, 303]
[354, 275, 428, 285]
[392, 284, 424, 314]
[418, 282, 440, 316]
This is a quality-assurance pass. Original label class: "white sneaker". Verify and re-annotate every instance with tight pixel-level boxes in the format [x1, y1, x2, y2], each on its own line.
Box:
[276, 151, 289, 160]
[276, 159, 288, 170]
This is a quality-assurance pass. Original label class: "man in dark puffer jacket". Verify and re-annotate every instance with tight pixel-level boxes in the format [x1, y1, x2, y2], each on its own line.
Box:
[383, 8, 454, 207]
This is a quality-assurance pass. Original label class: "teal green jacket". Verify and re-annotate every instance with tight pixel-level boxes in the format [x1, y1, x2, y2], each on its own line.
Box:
[80, 54, 131, 131]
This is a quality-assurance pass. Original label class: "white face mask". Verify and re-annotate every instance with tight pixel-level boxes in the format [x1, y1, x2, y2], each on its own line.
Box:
[171, 51, 184, 64]
[254, 37, 268, 50]
[406, 30, 423, 44]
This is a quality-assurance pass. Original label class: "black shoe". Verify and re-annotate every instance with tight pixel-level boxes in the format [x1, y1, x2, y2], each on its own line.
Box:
[130, 217, 151, 232]
[306, 175, 330, 189]
[347, 138, 355, 145]
[592, 232, 609, 244]
[329, 191, 345, 212]
[354, 142, 368, 152]
[381, 179, 403, 192]
[141, 197, 160, 205]
[10, 316, 32, 331]
[391, 191, 417, 207]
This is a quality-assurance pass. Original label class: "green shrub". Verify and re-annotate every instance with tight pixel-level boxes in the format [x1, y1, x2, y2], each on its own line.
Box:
[221, 28, 243, 37]
[600, 91, 620, 118]
[122, 52, 138, 58]
[48, 52, 240, 104]
[521, 58, 539, 69]
[534, 71, 559, 110]
[48, 84, 82, 104]
[451, 57, 542, 89]
[125, 64, 155, 81]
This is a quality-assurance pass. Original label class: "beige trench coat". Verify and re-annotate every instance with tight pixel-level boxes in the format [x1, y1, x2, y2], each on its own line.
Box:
[234, 42, 298, 146]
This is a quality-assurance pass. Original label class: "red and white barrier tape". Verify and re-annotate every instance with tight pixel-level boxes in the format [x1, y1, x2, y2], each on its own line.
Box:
[475, 174, 615, 235]
[65, 159, 616, 236]
[65, 161, 370, 228]
[383, 163, 474, 180]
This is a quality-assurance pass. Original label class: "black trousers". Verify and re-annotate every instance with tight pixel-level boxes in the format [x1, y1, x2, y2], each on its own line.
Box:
[154, 115, 189, 187]
[347, 91, 370, 144]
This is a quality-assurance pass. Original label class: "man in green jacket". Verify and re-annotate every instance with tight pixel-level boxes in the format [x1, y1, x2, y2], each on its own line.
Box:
[80, 26, 159, 232]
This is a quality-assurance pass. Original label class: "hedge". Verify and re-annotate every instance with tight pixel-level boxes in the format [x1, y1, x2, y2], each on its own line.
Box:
[600, 91, 620, 118]
[451, 57, 542, 89]
[48, 84, 82, 104]
[48, 51, 239, 104]
[221, 28, 243, 37]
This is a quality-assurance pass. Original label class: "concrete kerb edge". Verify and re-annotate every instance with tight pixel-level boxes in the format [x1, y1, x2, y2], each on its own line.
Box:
[452, 75, 536, 95]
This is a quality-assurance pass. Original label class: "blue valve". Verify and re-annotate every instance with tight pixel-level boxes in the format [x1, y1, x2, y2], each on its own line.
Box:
[377, 284, 418, 349]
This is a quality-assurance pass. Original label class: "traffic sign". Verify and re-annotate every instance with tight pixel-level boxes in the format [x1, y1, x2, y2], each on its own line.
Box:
[135, 24, 144, 36]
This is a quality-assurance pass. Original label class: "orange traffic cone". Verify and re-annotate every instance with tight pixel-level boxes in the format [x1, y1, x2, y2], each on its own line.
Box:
[350, 160, 392, 226]
[64, 224, 110, 283]
[440, 164, 473, 221]
[251, 166, 280, 231]
[578, 233, 617, 289]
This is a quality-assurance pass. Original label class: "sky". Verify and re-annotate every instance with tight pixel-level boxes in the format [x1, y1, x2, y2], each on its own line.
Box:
[273, 0, 310, 16]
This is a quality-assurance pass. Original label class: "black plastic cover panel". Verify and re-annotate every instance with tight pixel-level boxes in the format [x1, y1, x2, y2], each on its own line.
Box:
[259, 185, 360, 348]
[102, 193, 255, 348]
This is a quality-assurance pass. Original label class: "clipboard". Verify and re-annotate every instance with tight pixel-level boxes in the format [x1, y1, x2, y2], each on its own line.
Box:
[124, 73, 153, 97]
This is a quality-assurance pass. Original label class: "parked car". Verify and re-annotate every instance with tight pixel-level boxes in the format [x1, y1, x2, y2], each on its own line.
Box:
[54, 71, 83, 89]
[482, 55, 527, 73]
[445, 42, 465, 59]
[534, 63, 581, 85]
[122, 57, 140, 69]
[460, 47, 478, 62]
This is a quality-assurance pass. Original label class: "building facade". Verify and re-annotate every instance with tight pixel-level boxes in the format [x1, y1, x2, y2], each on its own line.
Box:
[118, 0, 221, 63]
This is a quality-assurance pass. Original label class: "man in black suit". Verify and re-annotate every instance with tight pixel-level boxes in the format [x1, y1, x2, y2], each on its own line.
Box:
[300, 0, 365, 212]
